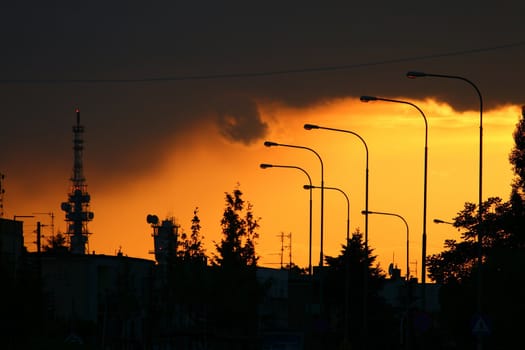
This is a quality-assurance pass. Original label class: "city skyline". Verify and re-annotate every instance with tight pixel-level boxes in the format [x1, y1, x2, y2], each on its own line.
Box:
[3, 98, 520, 278]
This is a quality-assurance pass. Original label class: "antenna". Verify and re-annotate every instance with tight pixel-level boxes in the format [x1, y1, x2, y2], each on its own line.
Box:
[277, 232, 292, 269]
[61, 108, 94, 254]
[32, 212, 55, 236]
[147, 214, 178, 266]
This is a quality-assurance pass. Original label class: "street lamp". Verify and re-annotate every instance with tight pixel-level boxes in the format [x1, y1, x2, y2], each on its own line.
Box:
[264, 141, 326, 267]
[407, 70, 484, 349]
[362, 210, 409, 281]
[360, 95, 428, 309]
[305, 184, 351, 348]
[260, 163, 314, 275]
[304, 184, 350, 243]
[434, 218, 460, 232]
[303, 124, 370, 345]
[302, 126, 369, 258]
[363, 209, 410, 349]
[433, 218, 454, 225]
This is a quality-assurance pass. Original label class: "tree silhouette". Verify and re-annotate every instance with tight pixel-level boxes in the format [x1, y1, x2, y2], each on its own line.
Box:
[425, 106, 525, 348]
[323, 231, 395, 349]
[509, 106, 525, 202]
[213, 185, 259, 268]
[428, 195, 525, 348]
[177, 207, 207, 264]
[210, 185, 262, 348]
[508, 105, 525, 246]
[42, 231, 69, 254]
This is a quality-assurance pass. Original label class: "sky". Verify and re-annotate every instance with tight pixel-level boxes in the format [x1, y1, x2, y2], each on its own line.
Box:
[1, 2, 524, 280]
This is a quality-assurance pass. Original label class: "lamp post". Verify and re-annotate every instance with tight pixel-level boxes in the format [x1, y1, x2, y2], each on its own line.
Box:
[305, 184, 351, 348]
[304, 185, 350, 244]
[303, 124, 370, 346]
[362, 210, 409, 281]
[363, 209, 410, 349]
[264, 141, 325, 267]
[360, 95, 428, 309]
[407, 70, 484, 349]
[260, 163, 314, 275]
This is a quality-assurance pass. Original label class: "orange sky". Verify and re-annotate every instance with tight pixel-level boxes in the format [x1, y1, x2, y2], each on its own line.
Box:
[7, 97, 520, 281]
[2, 3, 524, 283]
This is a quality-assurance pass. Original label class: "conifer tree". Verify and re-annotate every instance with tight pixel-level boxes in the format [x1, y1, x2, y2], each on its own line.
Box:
[178, 207, 207, 264]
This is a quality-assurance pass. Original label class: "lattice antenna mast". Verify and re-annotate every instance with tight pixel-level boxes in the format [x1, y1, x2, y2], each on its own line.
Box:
[278, 232, 292, 269]
[72, 108, 86, 189]
[61, 108, 94, 254]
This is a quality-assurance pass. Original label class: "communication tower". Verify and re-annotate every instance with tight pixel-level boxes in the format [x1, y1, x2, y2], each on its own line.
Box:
[146, 214, 179, 265]
[61, 108, 94, 254]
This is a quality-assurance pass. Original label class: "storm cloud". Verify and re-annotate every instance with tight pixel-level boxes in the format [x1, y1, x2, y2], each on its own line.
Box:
[1, 2, 524, 191]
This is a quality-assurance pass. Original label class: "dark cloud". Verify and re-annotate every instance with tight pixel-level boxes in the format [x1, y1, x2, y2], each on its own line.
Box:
[215, 97, 268, 145]
[1, 2, 525, 190]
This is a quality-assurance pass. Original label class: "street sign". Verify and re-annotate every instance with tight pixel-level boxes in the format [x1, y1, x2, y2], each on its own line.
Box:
[471, 315, 491, 336]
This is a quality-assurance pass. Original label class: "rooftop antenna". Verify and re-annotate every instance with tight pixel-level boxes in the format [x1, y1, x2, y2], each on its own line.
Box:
[278, 232, 292, 269]
[60, 108, 94, 254]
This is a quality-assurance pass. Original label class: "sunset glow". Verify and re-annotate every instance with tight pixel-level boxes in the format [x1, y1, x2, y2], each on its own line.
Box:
[6, 97, 519, 281]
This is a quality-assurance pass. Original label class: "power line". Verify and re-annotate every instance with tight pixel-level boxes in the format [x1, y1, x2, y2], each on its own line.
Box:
[1, 41, 524, 85]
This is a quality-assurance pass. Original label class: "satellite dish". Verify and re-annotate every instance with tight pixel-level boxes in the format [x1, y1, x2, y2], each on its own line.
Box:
[146, 214, 159, 224]
[61, 202, 71, 212]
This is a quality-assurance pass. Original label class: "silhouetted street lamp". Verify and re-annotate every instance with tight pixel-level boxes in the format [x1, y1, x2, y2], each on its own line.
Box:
[362, 210, 409, 281]
[363, 209, 410, 349]
[433, 218, 454, 225]
[264, 141, 325, 267]
[407, 70, 484, 350]
[304, 184, 350, 242]
[434, 218, 460, 232]
[260, 163, 314, 275]
[303, 124, 370, 346]
[305, 184, 351, 348]
[360, 95, 428, 309]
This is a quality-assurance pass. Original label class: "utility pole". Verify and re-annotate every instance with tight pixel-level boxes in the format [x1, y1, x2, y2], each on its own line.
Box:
[278, 232, 292, 269]
[36, 221, 42, 254]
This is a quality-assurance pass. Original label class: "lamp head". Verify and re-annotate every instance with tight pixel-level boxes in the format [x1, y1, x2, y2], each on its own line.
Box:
[303, 123, 319, 130]
[433, 218, 452, 224]
[303, 184, 313, 190]
[360, 95, 377, 102]
[406, 71, 427, 79]
[361, 210, 373, 215]
[264, 141, 278, 147]
[260, 163, 273, 169]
